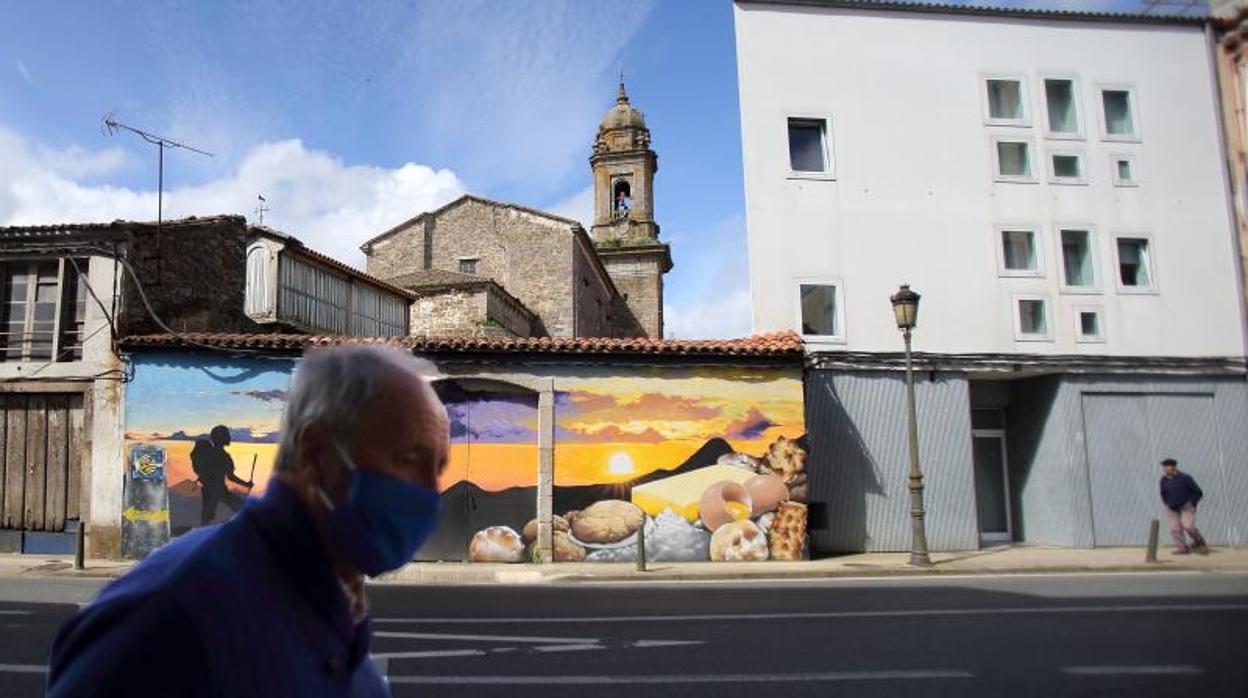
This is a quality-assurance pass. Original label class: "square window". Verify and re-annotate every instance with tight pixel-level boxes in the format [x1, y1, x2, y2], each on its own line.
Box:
[788, 118, 828, 174]
[459, 258, 478, 275]
[1102, 88, 1137, 138]
[986, 78, 1027, 123]
[1060, 229, 1095, 288]
[1044, 78, 1080, 136]
[1000, 229, 1040, 274]
[995, 140, 1032, 179]
[1049, 152, 1085, 184]
[1112, 155, 1138, 186]
[1077, 310, 1103, 341]
[1116, 238, 1153, 289]
[1016, 298, 1050, 339]
[799, 283, 840, 338]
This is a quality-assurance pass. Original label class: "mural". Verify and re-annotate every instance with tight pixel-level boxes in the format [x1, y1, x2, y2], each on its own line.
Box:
[124, 355, 808, 563]
[466, 367, 809, 563]
[124, 354, 293, 537]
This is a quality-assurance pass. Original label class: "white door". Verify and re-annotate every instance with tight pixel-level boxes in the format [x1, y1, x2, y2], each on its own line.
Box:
[971, 424, 1013, 545]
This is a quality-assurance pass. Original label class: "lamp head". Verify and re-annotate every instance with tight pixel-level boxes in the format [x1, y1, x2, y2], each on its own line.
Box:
[890, 284, 920, 331]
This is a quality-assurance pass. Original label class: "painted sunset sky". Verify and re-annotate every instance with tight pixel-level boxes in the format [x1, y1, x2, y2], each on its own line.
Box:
[125, 357, 805, 494]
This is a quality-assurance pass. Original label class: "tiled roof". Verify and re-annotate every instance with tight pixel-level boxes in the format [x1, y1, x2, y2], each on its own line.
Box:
[120, 331, 804, 357]
[388, 268, 493, 291]
[736, 0, 1207, 25]
[0, 215, 245, 242]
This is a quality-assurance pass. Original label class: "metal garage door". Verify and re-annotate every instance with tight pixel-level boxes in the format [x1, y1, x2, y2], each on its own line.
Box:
[1082, 393, 1223, 546]
[0, 393, 85, 533]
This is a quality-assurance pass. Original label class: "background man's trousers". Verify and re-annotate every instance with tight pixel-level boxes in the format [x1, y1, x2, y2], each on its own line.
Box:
[1165, 503, 1206, 552]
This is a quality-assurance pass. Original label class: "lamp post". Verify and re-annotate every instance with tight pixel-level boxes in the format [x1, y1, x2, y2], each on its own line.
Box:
[890, 284, 932, 567]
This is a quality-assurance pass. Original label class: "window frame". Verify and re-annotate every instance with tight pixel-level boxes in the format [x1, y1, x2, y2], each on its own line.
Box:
[1056, 226, 1100, 294]
[457, 256, 480, 275]
[1073, 304, 1106, 344]
[0, 257, 88, 363]
[1097, 84, 1142, 142]
[1113, 233, 1159, 294]
[794, 278, 846, 344]
[991, 136, 1037, 183]
[1047, 147, 1088, 186]
[1110, 153, 1139, 187]
[995, 225, 1045, 278]
[982, 74, 1031, 127]
[785, 114, 836, 180]
[1039, 75, 1084, 140]
[1012, 294, 1054, 342]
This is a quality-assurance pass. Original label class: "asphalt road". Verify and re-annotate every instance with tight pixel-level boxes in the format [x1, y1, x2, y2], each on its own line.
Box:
[1, 572, 1245, 697]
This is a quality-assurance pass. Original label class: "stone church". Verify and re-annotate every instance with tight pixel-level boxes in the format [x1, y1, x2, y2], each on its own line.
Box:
[361, 79, 672, 339]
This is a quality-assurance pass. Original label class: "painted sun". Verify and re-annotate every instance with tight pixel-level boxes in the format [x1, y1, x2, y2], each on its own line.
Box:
[606, 452, 636, 475]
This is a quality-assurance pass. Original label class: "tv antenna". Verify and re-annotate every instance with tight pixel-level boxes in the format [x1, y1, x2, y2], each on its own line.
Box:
[255, 195, 270, 226]
[102, 112, 213, 283]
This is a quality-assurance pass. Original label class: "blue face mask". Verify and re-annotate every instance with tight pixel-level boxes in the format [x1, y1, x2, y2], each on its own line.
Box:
[318, 442, 440, 577]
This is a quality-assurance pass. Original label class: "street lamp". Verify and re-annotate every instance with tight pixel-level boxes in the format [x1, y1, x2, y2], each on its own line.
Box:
[890, 284, 932, 567]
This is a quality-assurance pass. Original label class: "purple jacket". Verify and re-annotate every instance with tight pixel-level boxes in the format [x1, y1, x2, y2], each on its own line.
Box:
[1159, 472, 1203, 511]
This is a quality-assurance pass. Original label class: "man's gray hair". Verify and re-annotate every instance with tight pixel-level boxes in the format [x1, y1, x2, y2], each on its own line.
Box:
[274, 345, 438, 472]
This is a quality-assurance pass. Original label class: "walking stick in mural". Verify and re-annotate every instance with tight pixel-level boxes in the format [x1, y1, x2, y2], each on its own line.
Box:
[248, 454, 257, 491]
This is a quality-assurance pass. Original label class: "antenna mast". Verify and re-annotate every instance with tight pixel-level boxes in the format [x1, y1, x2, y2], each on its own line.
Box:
[255, 195, 270, 226]
[102, 113, 213, 284]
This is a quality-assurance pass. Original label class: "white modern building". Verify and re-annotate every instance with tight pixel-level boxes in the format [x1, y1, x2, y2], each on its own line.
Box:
[735, 0, 1248, 552]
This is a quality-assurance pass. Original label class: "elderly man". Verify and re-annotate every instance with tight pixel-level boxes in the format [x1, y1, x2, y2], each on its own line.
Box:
[1159, 457, 1208, 556]
[47, 346, 448, 697]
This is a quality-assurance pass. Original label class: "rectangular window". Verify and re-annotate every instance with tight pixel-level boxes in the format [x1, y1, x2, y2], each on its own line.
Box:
[1044, 78, 1080, 136]
[798, 282, 841, 339]
[1076, 308, 1104, 342]
[1049, 151, 1085, 184]
[994, 139, 1033, 180]
[787, 118, 828, 174]
[1116, 237, 1153, 290]
[0, 259, 88, 363]
[1112, 155, 1138, 186]
[1016, 298, 1050, 339]
[458, 258, 479, 275]
[999, 228, 1041, 275]
[1101, 88, 1137, 139]
[985, 78, 1027, 124]
[1059, 229, 1095, 289]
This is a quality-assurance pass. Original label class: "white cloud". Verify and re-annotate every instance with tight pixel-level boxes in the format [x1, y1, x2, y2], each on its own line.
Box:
[15, 60, 33, 85]
[662, 215, 754, 340]
[546, 185, 594, 227]
[0, 126, 465, 267]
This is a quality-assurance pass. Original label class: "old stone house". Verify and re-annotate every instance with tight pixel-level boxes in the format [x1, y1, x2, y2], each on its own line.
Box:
[361, 79, 672, 339]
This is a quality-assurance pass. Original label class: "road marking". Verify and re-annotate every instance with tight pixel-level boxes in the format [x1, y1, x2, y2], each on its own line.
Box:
[0, 610, 31, 616]
[374, 630, 598, 644]
[532, 643, 604, 653]
[386, 669, 974, 685]
[374, 602, 1248, 625]
[1062, 665, 1202, 676]
[374, 649, 487, 660]
[0, 664, 46, 674]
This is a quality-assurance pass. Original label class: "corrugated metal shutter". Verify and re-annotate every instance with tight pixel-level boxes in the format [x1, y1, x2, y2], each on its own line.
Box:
[1082, 392, 1222, 546]
[0, 393, 84, 532]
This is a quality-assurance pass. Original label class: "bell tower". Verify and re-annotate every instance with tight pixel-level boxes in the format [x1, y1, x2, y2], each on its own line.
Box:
[590, 76, 672, 338]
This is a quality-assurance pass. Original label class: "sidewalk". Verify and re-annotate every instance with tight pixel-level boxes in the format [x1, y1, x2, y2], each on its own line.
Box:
[7, 546, 1238, 584]
[3, 545, 1245, 586]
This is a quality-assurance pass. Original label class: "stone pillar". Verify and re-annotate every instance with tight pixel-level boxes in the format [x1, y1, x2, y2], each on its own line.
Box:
[535, 383, 555, 563]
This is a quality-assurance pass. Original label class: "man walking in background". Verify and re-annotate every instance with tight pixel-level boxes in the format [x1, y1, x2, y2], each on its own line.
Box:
[1159, 458, 1209, 556]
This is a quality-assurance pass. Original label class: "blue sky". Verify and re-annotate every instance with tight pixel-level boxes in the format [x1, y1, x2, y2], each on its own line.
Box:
[0, 0, 1198, 338]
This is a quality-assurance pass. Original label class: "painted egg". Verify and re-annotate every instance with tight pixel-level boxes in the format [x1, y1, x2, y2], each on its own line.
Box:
[698, 480, 753, 532]
[744, 473, 790, 516]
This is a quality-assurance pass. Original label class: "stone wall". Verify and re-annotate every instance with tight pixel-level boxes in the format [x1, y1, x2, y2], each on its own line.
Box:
[366, 198, 578, 337]
[485, 287, 534, 338]
[411, 289, 487, 336]
[118, 217, 263, 335]
[600, 250, 665, 339]
[572, 237, 615, 337]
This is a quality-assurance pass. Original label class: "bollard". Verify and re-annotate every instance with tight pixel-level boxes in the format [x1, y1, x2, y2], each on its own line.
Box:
[636, 523, 646, 572]
[74, 521, 85, 570]
[1145, 518, 1159, 563]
